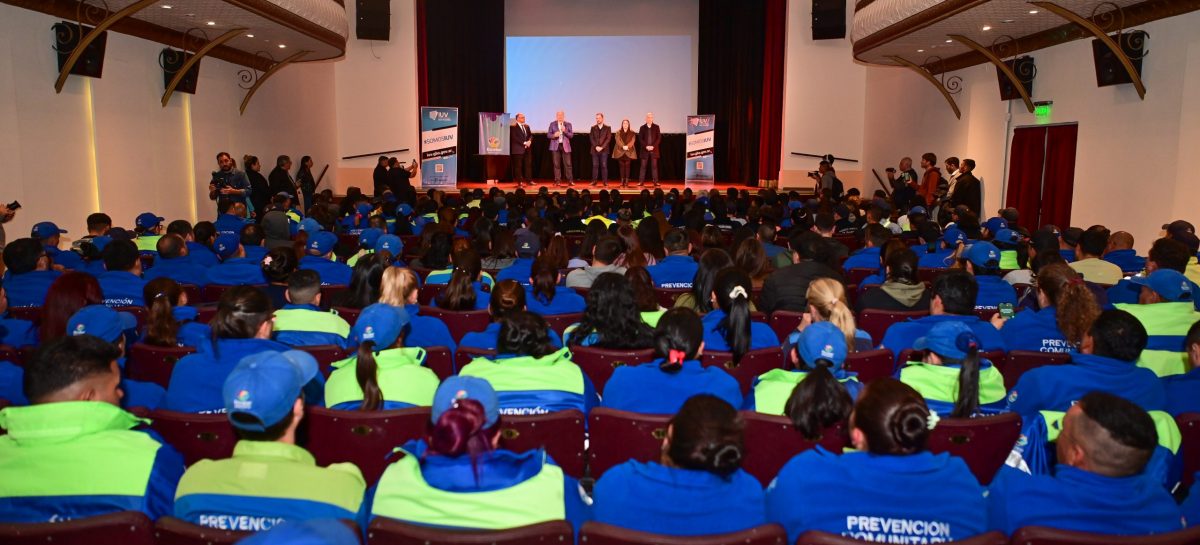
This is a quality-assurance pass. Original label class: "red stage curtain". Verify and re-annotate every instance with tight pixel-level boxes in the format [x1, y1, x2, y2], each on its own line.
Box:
[757, 0, 787, 186]
[1040, 124, 1079, 230]
[1005, 127, 1048, 230]
[699, 0, 767, 185]
[415, 0, 428, 107]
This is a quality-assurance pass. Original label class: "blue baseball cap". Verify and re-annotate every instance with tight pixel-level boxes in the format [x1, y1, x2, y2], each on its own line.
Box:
[31, 222, 67, 239]
[349, 304, 411, 348]
[136, 212, 165, 230]
[68, 305, 137, 343]
[355, 203, 373, 216]
[913, 321, 981, 360]
[223, 350, 319, 431]
[1129, 269, 1194, 302]
[787, 200, 803, 210]
[359, 228, 384, 250]
[964, 241, 1001, 268]
[983, 217, 1008, 234]
[791, 322, 848, 370]
[942, 227, 966, 246]
[992, 228, 1020, 248]
[431, 376, 499, 428]
[909, 206, 928, 216]
[307, 231, 338, 255]
[213, 233, 241, 259]
[397, 203, 413, 217]
[90, 235, 113, 252]
[376, 234, 403, 255]
[515, 229, 540, 258]
[299, 218, 323, 233]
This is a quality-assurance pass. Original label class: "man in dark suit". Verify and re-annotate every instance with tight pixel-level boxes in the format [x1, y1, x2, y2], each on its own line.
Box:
[372, 156, 389, 197]
[509, 113, 533, 187]
[267, 155, 297, 198]
[589, 113, 611, 187]
[548, 110, 574, 187]
[387, 157, 418, 204]
[949, 158, 982, 217]
[638, 112, 661, 187]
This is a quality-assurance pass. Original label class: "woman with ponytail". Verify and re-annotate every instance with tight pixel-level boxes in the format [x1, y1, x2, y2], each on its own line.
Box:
[804, 278, 873, 351]
[593, 394, 766, 535]
[602, 308, 742, 414]
[524, 257, 585, 316]
[434, 249, 491, 311]
[766, 379, 987, 544]
[746, 322, 859, 423]
[141, 277, 211, 348]
[325, 303, 438, 411]
[899, 321, 1007, 417]
[370, 376, 588, 530]
[993, 263, 1099, 353]
[461, 281, 563, 351]
[703, 268, 778, 362]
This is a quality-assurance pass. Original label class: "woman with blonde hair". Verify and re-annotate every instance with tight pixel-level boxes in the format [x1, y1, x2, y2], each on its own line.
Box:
[800, 278, 873, 351]
[378, 267, 457, 351]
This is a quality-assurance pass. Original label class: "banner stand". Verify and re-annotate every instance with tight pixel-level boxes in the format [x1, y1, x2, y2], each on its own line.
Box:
[685, 114, 715, 187]
[420, 106, 459, 188]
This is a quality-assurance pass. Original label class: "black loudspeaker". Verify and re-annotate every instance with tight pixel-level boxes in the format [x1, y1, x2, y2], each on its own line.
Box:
[812, 0, 846, 40]
[997, 56, 1035, 101]
[161, 49, 200, 95]
[1092, 30, 1146, 87]
[53, 21, 107, 78]
[356, 0, 390, 41]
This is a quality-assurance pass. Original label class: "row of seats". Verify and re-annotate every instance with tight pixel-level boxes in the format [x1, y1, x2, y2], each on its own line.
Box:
[5, 510, 1200, 545]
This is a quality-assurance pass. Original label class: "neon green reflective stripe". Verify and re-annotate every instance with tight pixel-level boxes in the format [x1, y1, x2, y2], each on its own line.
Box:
[285, 211, 301, 223]
[325, 348, 438, 408]
[176, 441, 365, 512]
[898, 362, 1007, 405]
[372, 449, 564, 529]
[422, 213, 438, 223]
[753, 369, 859, 416]
[426, 270, 495, 287]
[640, 310, 665, 328]
[348, 250, 374, 267]
[999, 250, 1019, 271]
[0, 402, 159, 497]
[136, 235, 162, 252]
[1138, 350, 1188, 378]
[1040, 410, 1066, 443]
[1115, 302, 1199, 377]
[459, 348, 584, 394]
[584, 215, 614, 227]
[272, 308, 351, 338]
[1150, 411, 1181, 454]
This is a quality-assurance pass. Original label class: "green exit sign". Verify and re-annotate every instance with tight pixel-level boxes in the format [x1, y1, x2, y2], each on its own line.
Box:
[1034, 101, 1053, 119]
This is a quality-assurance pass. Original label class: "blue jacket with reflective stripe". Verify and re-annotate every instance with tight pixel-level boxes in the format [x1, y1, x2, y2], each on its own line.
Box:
[880, 314, 1006, 362]
[1006, 353, 1166, 416]
[646, 256, 699, 289]
[998, 306, 1076, 354]
[99, 271, 147, 307]
[144, 257, 210, 288]
[700, 310, 779, 353]
[594, 461, 764, 536]
[2, 270, 60, 308]
[206, 258, 266, 285]
[164, 338, 291, 413]
[298, 256, 351, 286]
[602, 360, 742, 415]
[460, 323, 563, 352]
[525, 287, 586, 316]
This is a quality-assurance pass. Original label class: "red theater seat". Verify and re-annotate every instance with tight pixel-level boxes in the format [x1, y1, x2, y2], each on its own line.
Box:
[295, 344, 348, 378]
[587, 408, 672, 478]
[422, 345, 455, 380]
[927, 412, 1022, 485]
[768, 310, 805, 341]
[418, 307, 490, 343]
[570, 346, 657, 392]
[149, 410, 237, 466]
[700, 348, 787, 395]
[305, 406, 431, 486]
[856, 309, 928, 347]
[498, 410, 586, 479]
[1000, 350, 1071, 390]
[366, 518, 572, 545]
[1009, 525, 1200, 545]
[581, 521, 787, 545]
[741, 412, 847, 486]
[154, 516, 249, 545]
[0, 511, 155, 545]
[843, 349, 895, 384]
[543, 312, 583, 338]
[126, 344, 196, 388]
[1177, 412, 1200, 490]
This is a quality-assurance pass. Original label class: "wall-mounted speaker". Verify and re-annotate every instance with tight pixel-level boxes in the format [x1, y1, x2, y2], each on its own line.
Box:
[53, 21, 107, 79]
[997, 56, 1035, 101]
[1092, 30, 1146, 87]
[356, 0, 390, 41]
[161, 49, 200, 95]
[811, 0, 845, 40]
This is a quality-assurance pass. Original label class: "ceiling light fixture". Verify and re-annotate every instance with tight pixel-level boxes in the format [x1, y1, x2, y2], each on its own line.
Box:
[945, 39, 952, 43]
[278, 44, 287, 48]
[982, 25, 992, 31]
[1002, 19, 1014, 23]
[161, 4, 172, 8]
[917, 49, 925, 52]
[246, 34, 254, 38]
[1029, 9, 1039, 14]
[206, 21, 216, 26]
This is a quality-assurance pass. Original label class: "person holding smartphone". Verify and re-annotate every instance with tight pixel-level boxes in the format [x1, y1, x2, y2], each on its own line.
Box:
[0, 200, 18, 256]
[991, 263, 1100, 353]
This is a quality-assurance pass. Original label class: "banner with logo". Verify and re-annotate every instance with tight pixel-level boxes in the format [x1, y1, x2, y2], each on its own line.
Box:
[685, 114, 715, 183]
[420, 106, 458, 187]
[478, 112, 510, 156]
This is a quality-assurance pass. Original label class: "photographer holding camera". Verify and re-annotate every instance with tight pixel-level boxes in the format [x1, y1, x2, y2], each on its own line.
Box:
[208, 151, 250, 210]
[808, 158, 841, 201]
[0, 200, 18, 255]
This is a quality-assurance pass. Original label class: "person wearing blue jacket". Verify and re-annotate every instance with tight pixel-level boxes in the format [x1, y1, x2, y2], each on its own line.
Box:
[766, 379, 987, 544]
[143, 234, 210, 288]
[214, 202, 249, 237]
[378, 267, 457, 352]
[842, 224, 889, 272]
[272, 270, 351, 348]
[1108, 238, 1199, 308]
[745, 322, 862, 414]
[141, 278, 211, 349]
[98, 239, 148, 307]
[646, 229, 698, 288]
[240, 224, 270, 263]
[165, 287, 296, 413]
[989, 391, 1183, 536]
[701, 268, 779, 356]
[461, 281, 562, 351]
[603, 308, 742, 414]
[459, 311, 593, 415]
[899, 321, 1007, 417]
[206, 234, 267, 285]
[917, 227, 966, 269]
[326, 304, 438, 411]
[494, 229, 539, 285]
[433, 249, 492, 311]
[961, 241, 1017, 310]
[525, 258, 586, 316]
[594, 394, 765, 535]
[366, 376, 590, 530]
[299, 231, 352, 286]
[0, 335, 185, 523]
[33, 221, 87, 271]
[66, 305, 166, 410]
[2, 238, 62, 308]
[994, 262, 1097, 354]
[880, 270, 1006, 362]
[0, 284, 36, 348]
[1007, 309, 1166, 417]
[1102, 231, 1147, 274]
[1160, 320, 1200, 417]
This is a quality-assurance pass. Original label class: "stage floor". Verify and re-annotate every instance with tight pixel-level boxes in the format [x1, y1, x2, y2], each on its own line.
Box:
[453, 179, 767, 194]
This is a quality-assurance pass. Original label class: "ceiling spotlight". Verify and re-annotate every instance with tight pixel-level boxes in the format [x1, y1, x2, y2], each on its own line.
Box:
[206, 21, 215, 26]
[917, 49, 925, 52]
[982, 25, 992, 31]
[161, 4, 172, 8]
[1002, 19, 1014, 23]
[278, 44, 287, 48]
[1029, 9, 1039, 14]
[246, 34, 255, 38]
[945, 39, 952, 43]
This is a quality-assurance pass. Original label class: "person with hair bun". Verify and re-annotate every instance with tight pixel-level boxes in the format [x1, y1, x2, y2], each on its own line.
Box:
[461, 280, 562, 351]
[702, 268, 778, 363]
[378, 267, 457, 351]
[325, 304, 438, 411]
[899, 321, 1007, 417]
[602, 308, 742, 414]
[592, 394, 765, 535]
[141, 277, 211, 348]
[745, 322, 860, 422]
[368, 376, 589, 530]
[459, 311, 593, 415]
[993, 263, 1099, 353]
[767, 379, 987, 544]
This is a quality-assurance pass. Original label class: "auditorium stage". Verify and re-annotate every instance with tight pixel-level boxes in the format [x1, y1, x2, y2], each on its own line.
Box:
[452, 179, 770, 195]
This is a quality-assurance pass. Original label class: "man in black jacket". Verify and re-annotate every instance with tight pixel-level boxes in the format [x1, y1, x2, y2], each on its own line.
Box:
[948, 158, 982, 217]
[267, 155, 297, 197]
[760, 231, 843, 313]
[372, 156, 389, 197]
[509, 113, 533, 187]
[589, 113, 611, 187]
[638, 112, 661, 187]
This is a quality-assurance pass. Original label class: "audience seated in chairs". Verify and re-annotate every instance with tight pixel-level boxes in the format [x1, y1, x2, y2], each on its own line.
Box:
[325, 303, 438, 411]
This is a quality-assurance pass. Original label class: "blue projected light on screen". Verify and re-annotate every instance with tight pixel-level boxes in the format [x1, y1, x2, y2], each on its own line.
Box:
[505, 36, 694, 133]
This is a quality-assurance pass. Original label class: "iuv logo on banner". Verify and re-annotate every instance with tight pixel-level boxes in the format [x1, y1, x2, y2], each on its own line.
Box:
[686, 115, 715, 183]
[420, 106, 458, 188]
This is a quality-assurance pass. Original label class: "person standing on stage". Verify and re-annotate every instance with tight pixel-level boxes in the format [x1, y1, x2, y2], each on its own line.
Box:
[510, 113, 533, 187]
[638, 112, 661, 187]
[590, 113, 612, 187]
[373, 156, 390, 197]
[388, 157, 417, 204]
[549, 110, 575, 187]
[613, 119, 637, 188]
